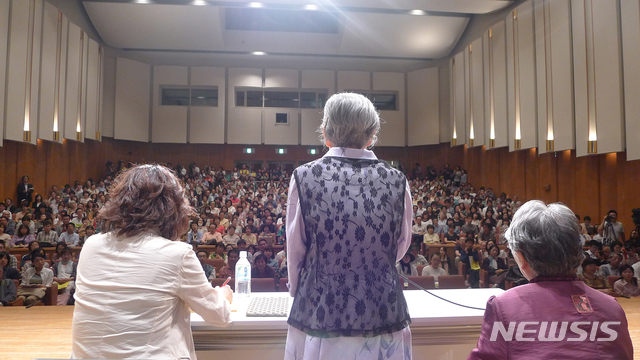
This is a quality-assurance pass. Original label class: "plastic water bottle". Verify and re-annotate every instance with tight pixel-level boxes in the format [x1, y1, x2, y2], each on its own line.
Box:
[235, 251, 251, 297]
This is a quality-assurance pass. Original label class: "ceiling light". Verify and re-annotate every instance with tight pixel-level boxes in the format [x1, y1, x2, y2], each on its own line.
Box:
[409, 10, 426, 16]
[252, 51, 266, 55]
[304, 4, 319, 10]
[248, 2, 263, 8]
[192, 0, 207, 5]
[133, 0, 152, 4]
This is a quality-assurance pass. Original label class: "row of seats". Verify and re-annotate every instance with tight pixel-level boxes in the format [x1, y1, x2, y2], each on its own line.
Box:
[211, 276, 468, 293]
[6, 279, 58, 306]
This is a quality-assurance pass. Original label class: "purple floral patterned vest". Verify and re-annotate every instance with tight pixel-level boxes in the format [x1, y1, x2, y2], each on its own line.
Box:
[287, 156, 411, 337]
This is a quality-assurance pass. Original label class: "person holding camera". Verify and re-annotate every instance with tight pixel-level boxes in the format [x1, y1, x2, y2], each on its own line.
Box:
[598, 210, 624, 246]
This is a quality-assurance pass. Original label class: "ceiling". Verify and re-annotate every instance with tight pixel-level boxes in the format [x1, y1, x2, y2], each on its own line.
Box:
[82, 0, 513, 70]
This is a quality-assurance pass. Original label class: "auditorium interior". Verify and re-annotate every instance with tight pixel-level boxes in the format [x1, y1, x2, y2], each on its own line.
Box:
[1, 0, 640, 359]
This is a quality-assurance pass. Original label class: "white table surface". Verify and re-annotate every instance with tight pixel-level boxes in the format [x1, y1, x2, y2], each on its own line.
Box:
[191, 288, 503, 331]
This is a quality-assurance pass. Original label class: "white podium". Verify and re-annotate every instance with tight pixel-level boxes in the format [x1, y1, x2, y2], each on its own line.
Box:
[191, 289, 503, 360]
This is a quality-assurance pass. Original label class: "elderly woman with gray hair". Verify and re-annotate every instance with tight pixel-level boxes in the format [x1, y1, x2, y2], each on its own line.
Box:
[285, 93, 413, 359]
[468, 200, 633, 360]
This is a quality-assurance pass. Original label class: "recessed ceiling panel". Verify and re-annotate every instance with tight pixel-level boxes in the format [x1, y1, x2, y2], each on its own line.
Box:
[84, 3, 225, 50]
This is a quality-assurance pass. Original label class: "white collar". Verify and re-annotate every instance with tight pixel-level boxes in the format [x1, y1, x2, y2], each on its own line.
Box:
[323, 147, 378, 160]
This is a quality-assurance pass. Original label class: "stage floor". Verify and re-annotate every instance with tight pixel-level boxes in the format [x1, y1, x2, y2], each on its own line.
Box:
[4, 296, 640, 360]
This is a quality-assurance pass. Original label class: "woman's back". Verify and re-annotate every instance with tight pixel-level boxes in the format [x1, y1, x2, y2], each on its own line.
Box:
[72, 232, 230, 359]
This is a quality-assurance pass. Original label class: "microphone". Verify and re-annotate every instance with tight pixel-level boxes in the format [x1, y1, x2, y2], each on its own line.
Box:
[398, 273, 486, 311]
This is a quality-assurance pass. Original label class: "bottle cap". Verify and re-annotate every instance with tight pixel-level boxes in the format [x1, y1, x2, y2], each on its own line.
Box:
[240, 251, 247, 258]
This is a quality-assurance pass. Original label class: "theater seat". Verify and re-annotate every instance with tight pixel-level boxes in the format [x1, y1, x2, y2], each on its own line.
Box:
[437, 275, 466, 289]
[8, 280, 23, 306]
[402, 276, 435, 290]
[211, 277, 235, 291]
[416, 265, 426, 276]
[607, 276, 619, 289]
[479, 269, 488, 288]
[458, 262, 467, 280]
[205, 259, 226, 272]
[279, 278, 288, 292]
[251, 278, 276, 292]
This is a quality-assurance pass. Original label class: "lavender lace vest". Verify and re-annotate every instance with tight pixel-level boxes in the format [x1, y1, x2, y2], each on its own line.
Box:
[287, 156, 411, 337]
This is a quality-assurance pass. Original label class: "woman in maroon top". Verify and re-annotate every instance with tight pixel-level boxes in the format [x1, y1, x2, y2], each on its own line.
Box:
[469, 200, 633, 360]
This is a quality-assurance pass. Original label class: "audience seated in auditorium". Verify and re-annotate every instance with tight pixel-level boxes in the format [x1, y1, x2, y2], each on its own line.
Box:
[263, 247, 279, 272]
[0, 240, 17, 268]
[203, 224, 223, 245]
[20, 241, 46, 269]
[0, 266, 17, 306]
[209, 243, 227, 263]
[59, 223, 80, 246]
[222, 226, 240, 245]
[421, 253, 447, 282]
[579, 258, 614, 296]
[482, 245, 508, 289]
[56, 214, 72, 236]
[51, 242, 69, 264]
[461, 238, 481, 288]
[219, 250, 239, 279]
[78, 225, 95, 246]
[0, 252, 20, 280]
[18, 250, 54, 306]
[409, 245, 428, 267]
[251, 254, 276, 279]
[396, 252, 418, 277]
[196, 251, 216, 280]
[258, 225, 275, 247]
[614, 264, 640, 297]
[600, 252, 623, 278]
[241, 226, 257, 245]
[52, 248, 77, 305]
[11, 224, 36, 247]
[37, 220, 58, 246]
[187, 222, 203, 245]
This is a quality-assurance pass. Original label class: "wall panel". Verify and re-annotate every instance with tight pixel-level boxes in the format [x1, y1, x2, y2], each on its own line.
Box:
[152, 66, 188, 143]
[0, 1, 10, 146]
[29, 0, 43, 143]
[451, 52, 466, 146]
[189, 67, 225, 144]
[264, 69, 298, 88]
[84, 39, 101, 141]
[114, 57, 150, 142]
[264, 108, 299, 145]
[373, 72, 404, 147]
[38, 3, 63, 143]
[506, 1, 537, 151]
[63, 23, 83, 141]
[227, 68, 262, 144]
[407, 67, 439, 146]
[548, 0, 574, 152]
[467, 38, 485, 148]
[573, 0, 625, 156]
[301, 70, 334, 146]
[337, 71, 369, 92]
[591, 1, 624, 154]
[5, 0, 38, 143]
[483, 21, 508, 149]
[621, 0, 640, 161]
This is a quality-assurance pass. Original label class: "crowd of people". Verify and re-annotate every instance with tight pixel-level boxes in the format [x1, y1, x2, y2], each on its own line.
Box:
[1, 160, 639, 307]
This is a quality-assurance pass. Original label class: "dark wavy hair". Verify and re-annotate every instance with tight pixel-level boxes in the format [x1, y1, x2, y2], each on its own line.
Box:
[96, 164, 194, 241]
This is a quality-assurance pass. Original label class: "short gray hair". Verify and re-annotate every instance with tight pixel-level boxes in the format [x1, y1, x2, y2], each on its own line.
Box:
[505, 200, 584, 277]
[319, 93, 380, 149]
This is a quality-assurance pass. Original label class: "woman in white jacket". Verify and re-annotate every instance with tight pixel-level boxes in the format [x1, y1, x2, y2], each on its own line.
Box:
[71, 165, 233, 359]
